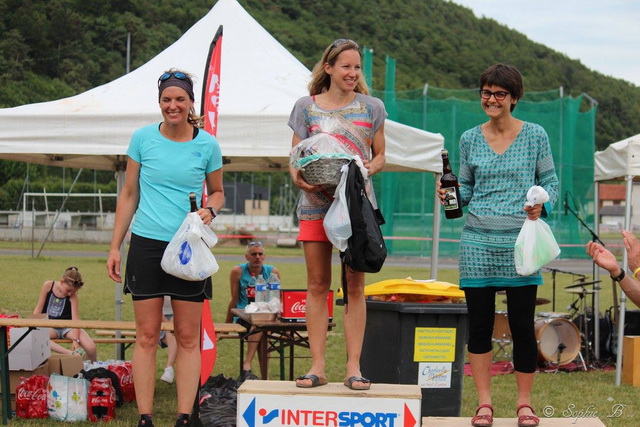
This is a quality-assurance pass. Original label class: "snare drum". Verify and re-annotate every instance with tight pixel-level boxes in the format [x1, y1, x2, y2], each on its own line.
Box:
[537, 312, 571, 320]
[493, 311, 511, 340]
[535, 317, 581, 366]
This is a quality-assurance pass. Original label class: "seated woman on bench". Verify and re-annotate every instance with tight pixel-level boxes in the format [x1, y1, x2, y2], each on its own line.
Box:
[33, 266, 97, 362]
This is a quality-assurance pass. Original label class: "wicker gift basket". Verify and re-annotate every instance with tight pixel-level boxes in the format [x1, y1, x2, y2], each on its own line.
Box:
[297, 153, 352, 186]
[291, 129, 354, 186]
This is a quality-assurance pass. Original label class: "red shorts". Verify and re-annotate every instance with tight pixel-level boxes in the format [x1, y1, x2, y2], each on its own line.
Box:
[298, 219, 330, 242]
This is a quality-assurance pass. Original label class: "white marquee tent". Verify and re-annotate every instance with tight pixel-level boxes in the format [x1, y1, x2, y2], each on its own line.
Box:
[0, 0, 443, 174]
[0, 0, 447, 340]
[594, 134, 640, 384]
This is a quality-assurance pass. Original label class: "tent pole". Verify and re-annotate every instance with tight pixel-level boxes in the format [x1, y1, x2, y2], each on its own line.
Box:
[594, 183, 600, 361]
[615, 175, 633, 385]
[431, 172, 442, 280]
[114, 167, 127, 360]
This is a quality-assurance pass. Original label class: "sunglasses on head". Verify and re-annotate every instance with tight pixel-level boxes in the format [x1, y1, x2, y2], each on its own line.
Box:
[248, 241, 263, 247]
[331, 38, 358, 50]
[158, 72, 190, 86]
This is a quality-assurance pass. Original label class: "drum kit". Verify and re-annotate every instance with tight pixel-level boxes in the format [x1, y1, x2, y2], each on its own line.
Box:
[493, 278, 607, 369]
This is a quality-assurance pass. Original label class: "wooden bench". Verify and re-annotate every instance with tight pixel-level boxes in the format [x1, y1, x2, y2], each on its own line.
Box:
[53, 324, 245, 355]
[0, 318, 246, 425]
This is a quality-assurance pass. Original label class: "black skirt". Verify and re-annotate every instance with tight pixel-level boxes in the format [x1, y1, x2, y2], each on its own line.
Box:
[124, 233, 212, 301]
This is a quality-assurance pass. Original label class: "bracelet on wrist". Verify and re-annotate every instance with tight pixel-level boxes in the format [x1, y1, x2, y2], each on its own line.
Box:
[633, 266, 640, 280]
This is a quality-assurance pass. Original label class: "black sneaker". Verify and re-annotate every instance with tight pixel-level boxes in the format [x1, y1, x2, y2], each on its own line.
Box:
[175, 413, 191, 427]
[138, 414, 154, 427]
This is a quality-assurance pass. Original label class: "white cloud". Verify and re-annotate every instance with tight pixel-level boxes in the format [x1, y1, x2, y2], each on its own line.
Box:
[451, 0, 640, 86]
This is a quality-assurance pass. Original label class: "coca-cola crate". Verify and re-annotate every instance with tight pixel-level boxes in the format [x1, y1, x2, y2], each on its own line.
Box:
[0, 361, 49, 410]
[279, 289, 333, 323]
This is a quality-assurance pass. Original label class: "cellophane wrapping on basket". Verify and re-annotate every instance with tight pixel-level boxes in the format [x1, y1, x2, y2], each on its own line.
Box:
[290, 119, 354, 186]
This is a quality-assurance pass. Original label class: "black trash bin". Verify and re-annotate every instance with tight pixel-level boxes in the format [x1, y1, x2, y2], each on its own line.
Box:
[361, 301, 468, 417]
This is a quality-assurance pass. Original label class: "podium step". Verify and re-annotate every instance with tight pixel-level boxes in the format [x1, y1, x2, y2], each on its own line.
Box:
[237, 380, 421, 426]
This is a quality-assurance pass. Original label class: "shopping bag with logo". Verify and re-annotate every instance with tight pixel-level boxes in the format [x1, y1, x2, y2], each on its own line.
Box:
[161, 212, 219, 281]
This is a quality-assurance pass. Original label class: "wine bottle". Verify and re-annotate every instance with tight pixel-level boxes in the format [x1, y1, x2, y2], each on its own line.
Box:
[440, 149, 463, 219]
[189, 192, 199, 213]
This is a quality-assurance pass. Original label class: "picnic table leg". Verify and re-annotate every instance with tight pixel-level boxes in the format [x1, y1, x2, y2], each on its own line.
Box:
[258, 333, 268, 380]
[289, 333, 295, 381]
[1, 326, 11, 424]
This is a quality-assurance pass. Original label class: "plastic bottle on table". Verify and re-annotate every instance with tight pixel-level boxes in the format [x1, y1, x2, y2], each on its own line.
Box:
[267, 273, 281, 304]
[247, 274, 257, 303]
[255, 275, 268, 304]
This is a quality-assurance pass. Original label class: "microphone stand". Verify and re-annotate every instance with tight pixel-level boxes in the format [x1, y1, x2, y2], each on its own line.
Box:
[543, 267, 587, 312]
[565, 195, 603, 361]
[565, 200, 604, 246]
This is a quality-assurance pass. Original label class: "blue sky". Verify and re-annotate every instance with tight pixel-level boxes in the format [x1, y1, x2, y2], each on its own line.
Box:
[451, 0, 640, 86]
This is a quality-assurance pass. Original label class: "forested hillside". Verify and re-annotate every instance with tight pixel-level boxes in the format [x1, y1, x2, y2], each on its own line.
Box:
[0, 0, 638, 209]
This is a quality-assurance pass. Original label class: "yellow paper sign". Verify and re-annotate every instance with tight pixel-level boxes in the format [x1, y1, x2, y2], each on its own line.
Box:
[414, 327, 456, 362]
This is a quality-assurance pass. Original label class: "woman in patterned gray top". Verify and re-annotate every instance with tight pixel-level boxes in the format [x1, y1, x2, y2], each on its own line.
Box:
[288, 39, 386, 391]
[439, 64, 558, 427]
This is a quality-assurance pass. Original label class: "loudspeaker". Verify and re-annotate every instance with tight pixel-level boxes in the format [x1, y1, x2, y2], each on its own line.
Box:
[625, 310, 640, 335]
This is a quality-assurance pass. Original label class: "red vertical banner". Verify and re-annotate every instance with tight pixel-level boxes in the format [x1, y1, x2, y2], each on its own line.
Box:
[199, 25, 223, 387]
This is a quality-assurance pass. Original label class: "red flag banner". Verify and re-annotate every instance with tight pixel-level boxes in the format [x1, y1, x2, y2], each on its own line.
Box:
[199, 25, 223, 386]
[200, 299, 217, 386]
[202, 25, 223, 136]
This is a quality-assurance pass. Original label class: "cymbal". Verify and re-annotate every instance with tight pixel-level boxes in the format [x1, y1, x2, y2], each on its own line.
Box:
[566, 288, 596, 294]
[565, 280, 601, 289]
[502, 297, 550, 306]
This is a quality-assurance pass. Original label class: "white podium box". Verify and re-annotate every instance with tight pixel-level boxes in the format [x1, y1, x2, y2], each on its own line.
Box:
[237, 380, 422, 427]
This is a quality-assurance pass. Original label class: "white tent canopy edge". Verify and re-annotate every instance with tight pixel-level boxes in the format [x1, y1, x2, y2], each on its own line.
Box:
[0, 0, 444, 174]
[0, 0, 447, 355]
[594, 134, 640, 385]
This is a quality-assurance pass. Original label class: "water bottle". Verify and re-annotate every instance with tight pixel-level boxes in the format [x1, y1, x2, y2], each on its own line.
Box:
[267, 273, 281, 304]
[255, 276, 268, 304]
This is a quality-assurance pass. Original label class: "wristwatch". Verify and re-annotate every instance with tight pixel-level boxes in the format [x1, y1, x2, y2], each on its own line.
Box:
[206, 206, 217, 219]
[611, 268, 626, 282]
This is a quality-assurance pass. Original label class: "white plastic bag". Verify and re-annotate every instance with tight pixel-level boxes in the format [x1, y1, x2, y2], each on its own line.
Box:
[514, 186, 560, 275]
[161, 212, 219, 281]
[323, 162, 352, 251]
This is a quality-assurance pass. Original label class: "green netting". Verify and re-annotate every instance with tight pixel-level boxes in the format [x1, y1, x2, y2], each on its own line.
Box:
[371, 87, 597, 259]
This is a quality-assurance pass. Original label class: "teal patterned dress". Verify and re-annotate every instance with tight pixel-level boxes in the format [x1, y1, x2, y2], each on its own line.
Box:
[458, 122, 559, 289]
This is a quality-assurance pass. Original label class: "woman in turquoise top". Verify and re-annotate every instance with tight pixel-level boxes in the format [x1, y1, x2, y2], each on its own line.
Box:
[106, 69, 224, 427]
[440, 64, 558, 427]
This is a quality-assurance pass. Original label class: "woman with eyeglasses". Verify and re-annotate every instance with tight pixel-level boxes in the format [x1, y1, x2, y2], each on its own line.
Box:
[437, 63, 558, 427]
[33, 266, 97, 362]
[288, 39, 386, 391]
[106, 69, 224, 427]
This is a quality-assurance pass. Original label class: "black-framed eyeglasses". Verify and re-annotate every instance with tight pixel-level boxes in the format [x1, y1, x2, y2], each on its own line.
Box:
[479, 89, 510, 101]
[158, 72, 190, 86]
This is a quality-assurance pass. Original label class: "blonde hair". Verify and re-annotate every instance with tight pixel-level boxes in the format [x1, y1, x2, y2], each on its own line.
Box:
[308, 39, 370, 96]
[63, 266, 84, 289]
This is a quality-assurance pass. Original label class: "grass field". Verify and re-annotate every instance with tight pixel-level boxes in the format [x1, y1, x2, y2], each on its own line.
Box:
[0, 240, 638, 426]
